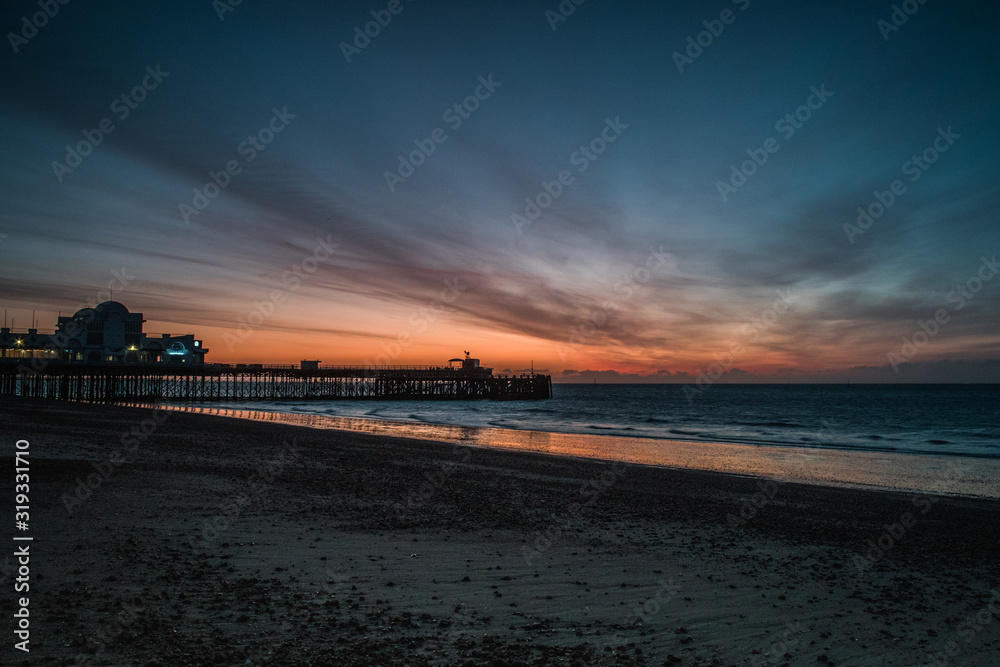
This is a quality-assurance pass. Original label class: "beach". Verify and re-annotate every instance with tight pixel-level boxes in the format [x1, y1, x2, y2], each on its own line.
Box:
[2, 397, 999, 666]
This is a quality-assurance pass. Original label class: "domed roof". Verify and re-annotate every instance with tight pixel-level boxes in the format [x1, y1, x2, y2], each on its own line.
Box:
[95, 301, 130, 315]
[71, 301, 132, 320]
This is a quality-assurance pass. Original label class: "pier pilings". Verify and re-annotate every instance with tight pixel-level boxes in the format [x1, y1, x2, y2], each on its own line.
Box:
[0, 363, 552, 403]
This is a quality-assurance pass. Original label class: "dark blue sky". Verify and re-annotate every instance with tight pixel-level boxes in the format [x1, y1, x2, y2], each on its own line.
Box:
[2, 0, 998, 380]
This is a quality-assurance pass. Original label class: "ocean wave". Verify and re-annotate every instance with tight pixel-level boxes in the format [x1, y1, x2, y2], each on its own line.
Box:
[232, 385, 1000, 460]
[737, 420, 805, 428]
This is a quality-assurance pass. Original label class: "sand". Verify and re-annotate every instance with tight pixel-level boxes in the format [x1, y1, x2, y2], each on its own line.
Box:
[1, 397, 999, 666]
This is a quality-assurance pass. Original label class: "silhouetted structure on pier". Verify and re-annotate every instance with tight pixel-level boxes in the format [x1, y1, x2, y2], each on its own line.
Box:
[1, 304, 548, 401]
[1, 301, 207, 364]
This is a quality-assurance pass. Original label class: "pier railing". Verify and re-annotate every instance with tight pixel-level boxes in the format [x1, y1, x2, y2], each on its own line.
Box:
[0, 362, 552, 402]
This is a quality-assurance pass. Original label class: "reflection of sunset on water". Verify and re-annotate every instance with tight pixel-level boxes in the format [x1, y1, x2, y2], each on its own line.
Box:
[158, 404, 1000, 499]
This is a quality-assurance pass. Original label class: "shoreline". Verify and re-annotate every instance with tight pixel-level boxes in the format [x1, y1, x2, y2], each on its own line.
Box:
[3, 397, 1000, 665]
[151, 402, 1000, 499]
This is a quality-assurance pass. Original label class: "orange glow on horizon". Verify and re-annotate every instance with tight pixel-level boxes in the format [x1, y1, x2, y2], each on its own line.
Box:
[8, 305, 994, 381]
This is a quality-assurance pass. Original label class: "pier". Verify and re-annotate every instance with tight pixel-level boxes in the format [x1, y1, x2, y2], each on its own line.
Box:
[0, 362, 552, 403]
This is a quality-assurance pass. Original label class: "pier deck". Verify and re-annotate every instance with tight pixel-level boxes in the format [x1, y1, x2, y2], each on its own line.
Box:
[0, 363, 552, 402]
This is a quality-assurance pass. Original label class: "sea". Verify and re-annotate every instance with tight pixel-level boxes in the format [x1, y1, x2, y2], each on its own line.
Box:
[175, 384, 1000, 497]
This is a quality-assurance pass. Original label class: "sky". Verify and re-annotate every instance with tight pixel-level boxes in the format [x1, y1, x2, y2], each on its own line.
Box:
[1, 0, 998, 382]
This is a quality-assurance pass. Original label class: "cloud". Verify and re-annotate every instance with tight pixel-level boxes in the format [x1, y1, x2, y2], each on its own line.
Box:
[2, 1, 999, 379]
